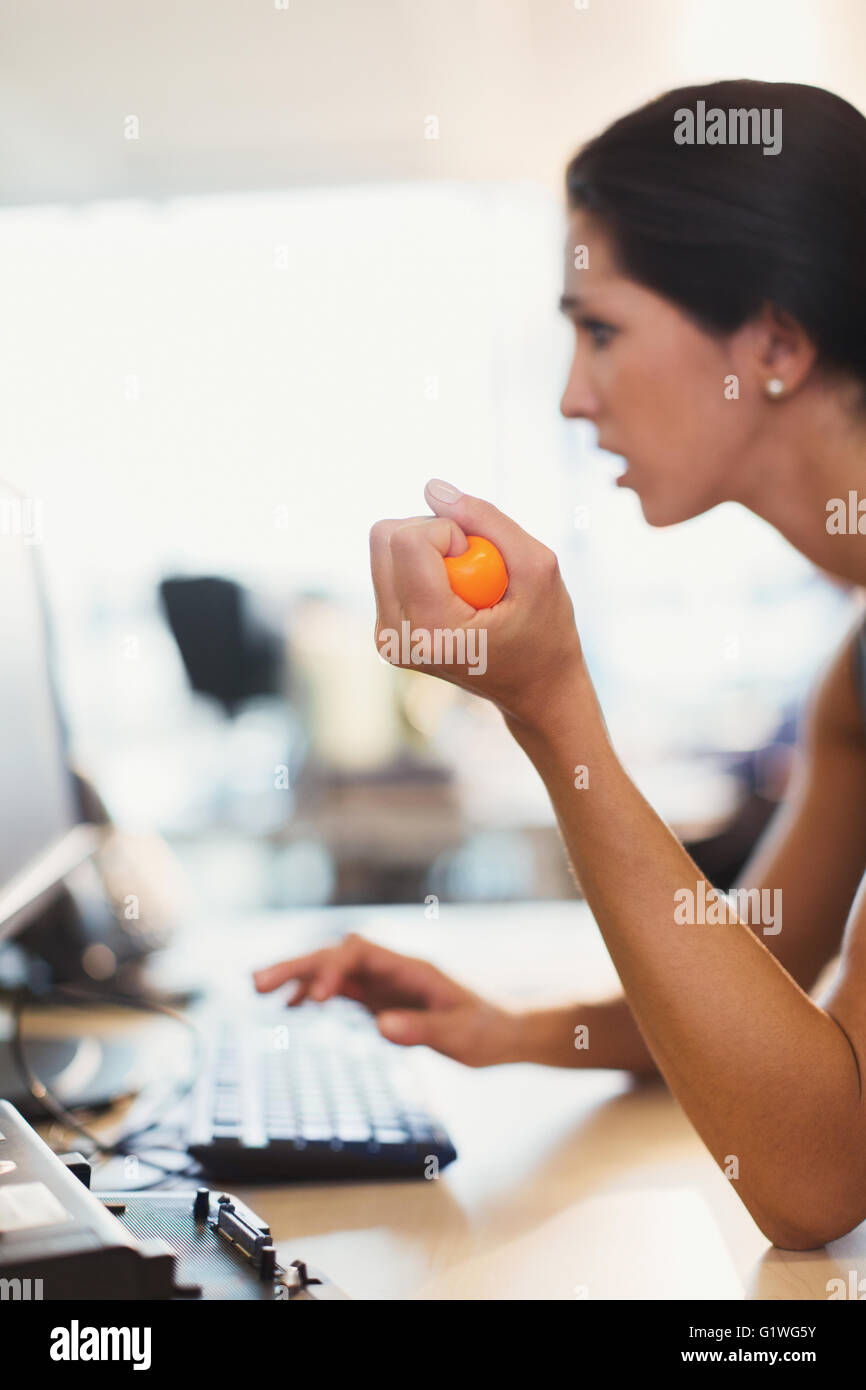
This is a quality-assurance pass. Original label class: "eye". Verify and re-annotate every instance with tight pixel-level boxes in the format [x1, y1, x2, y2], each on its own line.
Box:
[579, 318, 617, 349]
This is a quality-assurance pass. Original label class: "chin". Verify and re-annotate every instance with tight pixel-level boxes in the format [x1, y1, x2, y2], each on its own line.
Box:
[637, 500, 680, 527]
[617, 463, 720, 528]
[634, 488, 710, 528]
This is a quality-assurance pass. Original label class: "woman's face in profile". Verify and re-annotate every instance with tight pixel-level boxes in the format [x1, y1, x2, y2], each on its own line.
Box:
[560, 210, 765, 527]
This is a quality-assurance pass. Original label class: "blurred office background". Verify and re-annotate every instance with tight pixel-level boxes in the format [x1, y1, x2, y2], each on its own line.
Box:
[1, 0, 864, 916]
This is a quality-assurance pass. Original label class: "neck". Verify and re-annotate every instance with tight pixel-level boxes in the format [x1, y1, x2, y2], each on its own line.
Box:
[732, 383, 866, 588]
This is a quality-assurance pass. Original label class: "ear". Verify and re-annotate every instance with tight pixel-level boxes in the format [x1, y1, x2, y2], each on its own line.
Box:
[751, 302, 817, 396]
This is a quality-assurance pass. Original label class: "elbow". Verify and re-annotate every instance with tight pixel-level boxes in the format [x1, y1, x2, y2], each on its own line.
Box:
[739, 1138, 866, 1251]
[756, 1200, 866, 1252]
[762, 1224, 831, 1252]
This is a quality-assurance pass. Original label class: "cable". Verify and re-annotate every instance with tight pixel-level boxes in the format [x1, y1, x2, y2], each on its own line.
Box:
[52, 983, 207, 1145]
[8, 984, 206, 1186]
[92, 1158, 203, 1192]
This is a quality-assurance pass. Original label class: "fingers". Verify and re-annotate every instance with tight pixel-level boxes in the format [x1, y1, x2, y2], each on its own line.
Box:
[253, 934, 366, 999]
[369, 515, 430, 630]
[288, 978, 364, 1007]
[371, 515, 477, 657]
[253, 951, 327, 994]
[388, 518, 474, 621]
[310, 942, 366, 1001]
[253, 934, 453, 1009]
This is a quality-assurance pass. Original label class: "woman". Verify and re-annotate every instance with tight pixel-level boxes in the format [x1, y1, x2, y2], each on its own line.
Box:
[256, 79, 866, 1250]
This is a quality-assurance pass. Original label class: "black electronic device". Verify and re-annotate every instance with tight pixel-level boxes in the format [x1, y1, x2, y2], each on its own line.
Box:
[0, 1100, 346, 1299]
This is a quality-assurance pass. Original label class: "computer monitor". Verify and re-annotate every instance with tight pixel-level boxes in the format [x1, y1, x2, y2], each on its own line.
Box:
[0, 481, 147, 1114]
[0, 480, 100, 945]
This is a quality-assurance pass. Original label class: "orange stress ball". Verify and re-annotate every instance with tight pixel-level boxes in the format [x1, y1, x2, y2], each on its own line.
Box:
[444, 535, 509, 608]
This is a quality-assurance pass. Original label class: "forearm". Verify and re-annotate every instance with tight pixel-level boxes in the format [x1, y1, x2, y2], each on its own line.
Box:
[730, 746, 866, 991]
[516, 996, 661, 1075]
[504, 664, 865, 1247]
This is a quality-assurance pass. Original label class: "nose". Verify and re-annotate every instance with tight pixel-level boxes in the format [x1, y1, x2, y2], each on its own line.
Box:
[559, 346, 599, 422]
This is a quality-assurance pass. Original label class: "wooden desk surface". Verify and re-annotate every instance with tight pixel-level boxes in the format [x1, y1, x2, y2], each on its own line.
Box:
[28, 902, 866, 1301]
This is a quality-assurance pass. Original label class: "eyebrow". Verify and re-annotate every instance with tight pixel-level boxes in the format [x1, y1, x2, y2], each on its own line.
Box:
[558, 294, 584, 315]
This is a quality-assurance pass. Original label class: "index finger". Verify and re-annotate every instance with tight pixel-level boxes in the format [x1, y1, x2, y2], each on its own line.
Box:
[253, 945, 339, 994]
[253, 933, 392, 1001]
[253, 934, 443, 1005]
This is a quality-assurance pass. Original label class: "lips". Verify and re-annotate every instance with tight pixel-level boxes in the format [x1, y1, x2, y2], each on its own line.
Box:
[597, 435, 624, 457]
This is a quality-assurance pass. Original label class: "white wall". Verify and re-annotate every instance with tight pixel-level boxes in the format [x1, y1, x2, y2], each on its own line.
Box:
[2, 0, 865, 205]
[0, 182, 569, 596]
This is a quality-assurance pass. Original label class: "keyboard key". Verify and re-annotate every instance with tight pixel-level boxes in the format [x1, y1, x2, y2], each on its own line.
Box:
[373, 1127, 410, 1145]
[337, 1121, 371, 1140]
[407, 1122, 433, 1141]
[266, 1124, 298, 1140]
[300, 1123, 335, 1141]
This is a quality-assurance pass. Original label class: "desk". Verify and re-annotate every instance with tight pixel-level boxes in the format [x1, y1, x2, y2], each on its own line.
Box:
[27, 902, 866, 1301]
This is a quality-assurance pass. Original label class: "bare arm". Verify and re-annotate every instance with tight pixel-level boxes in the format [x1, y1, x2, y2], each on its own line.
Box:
[368, 487, 866, 1247]
[503, 618, 866, 1248]
[520, 621, 866, 1075]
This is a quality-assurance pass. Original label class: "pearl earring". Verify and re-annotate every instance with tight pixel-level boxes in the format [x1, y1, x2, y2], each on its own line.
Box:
[765, 378, 785, 398]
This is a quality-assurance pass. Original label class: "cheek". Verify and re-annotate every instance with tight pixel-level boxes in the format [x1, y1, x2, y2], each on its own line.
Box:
[615, 350, 745, 519]
[615, 357, 696, 455]
[620, 340, 736, 454]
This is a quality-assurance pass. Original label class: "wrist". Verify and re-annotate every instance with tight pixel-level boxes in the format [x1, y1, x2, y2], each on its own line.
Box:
[490, 1005, 533, 1065]
[483, 1004, 550, 1066]
[503, 657, 595, 746]
[510, 1005, 579, 1068]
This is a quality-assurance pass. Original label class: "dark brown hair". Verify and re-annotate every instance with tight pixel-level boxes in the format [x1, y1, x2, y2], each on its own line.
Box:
[566, 80, 866, 399]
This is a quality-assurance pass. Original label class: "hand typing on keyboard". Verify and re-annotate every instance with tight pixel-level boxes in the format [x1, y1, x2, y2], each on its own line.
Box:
[253, 933, 521, 1068]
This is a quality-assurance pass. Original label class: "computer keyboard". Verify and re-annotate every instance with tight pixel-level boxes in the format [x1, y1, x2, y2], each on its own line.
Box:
[186, 998, 457, 1181]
